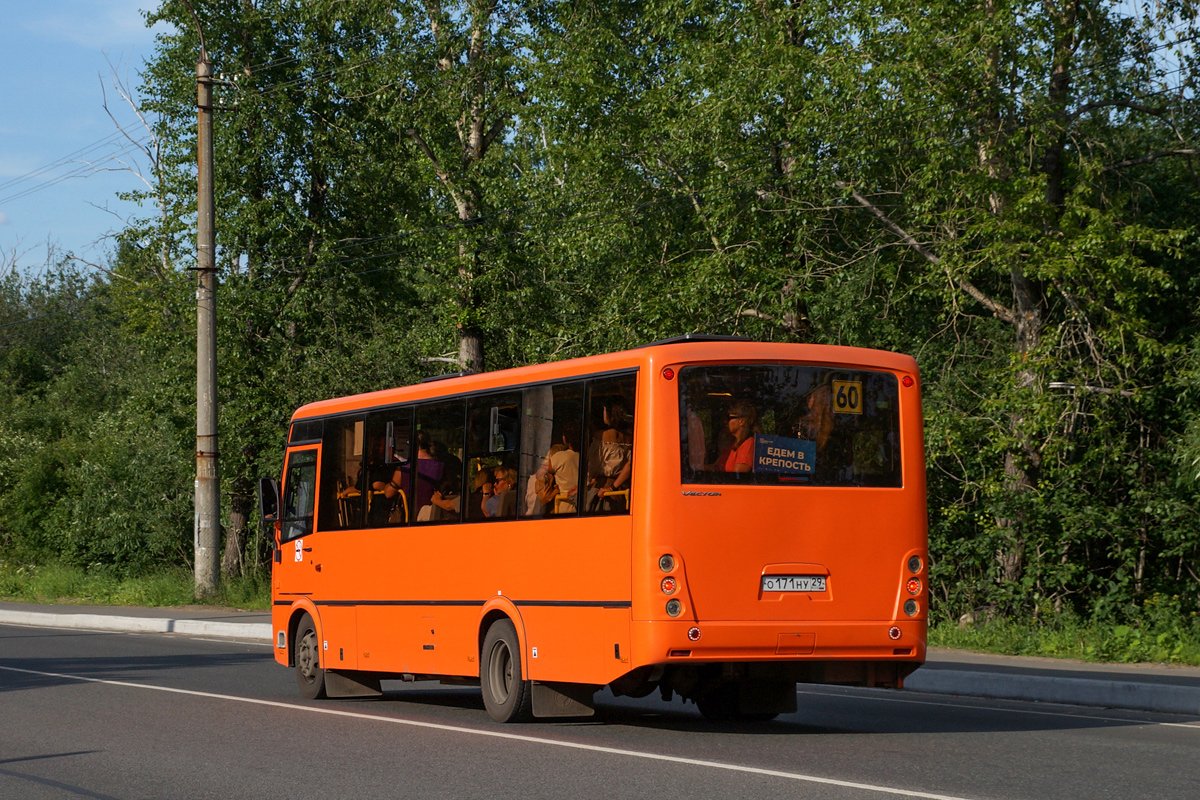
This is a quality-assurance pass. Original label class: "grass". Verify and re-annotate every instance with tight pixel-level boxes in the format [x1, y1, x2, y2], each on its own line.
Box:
[929, 601, 1200, 667]
[0, 561, 270, 610]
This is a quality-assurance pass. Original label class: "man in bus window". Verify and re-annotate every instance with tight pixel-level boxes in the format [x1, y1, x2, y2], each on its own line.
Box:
[719, 400, 759, 473]
[702, 400, 759, 473]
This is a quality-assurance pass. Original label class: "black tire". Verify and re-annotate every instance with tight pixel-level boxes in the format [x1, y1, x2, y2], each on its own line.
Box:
[294, 612, 327, 700]
[697, 684, 739, 722]
[480, 618, 532, 723]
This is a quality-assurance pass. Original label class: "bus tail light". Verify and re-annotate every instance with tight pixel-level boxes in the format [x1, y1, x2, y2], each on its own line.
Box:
[661, 576, 677, 595]
[687, 627, 702, 641]
[889, 626, 902, 640]
[659, 554, 675, 572]
[908, 555, 922, 573]
[906, 577, 921, 595]
[904, 600, 919, 617]
[662, 367, 675, 381]
[902, 375, 914, 387]
[666, 599, 683, 617]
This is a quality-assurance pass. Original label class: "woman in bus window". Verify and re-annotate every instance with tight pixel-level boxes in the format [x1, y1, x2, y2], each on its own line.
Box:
[797, 384, 834, 450]
[482, 466, 518, 519]
[592, 400, 632, 510]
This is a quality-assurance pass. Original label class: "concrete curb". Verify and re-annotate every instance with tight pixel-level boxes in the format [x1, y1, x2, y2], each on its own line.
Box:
[904, 668, 1200, 716]
[0, 609, 271, 642]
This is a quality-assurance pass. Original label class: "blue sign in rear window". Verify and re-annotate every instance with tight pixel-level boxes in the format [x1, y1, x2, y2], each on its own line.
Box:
[753, 434, 816, 475]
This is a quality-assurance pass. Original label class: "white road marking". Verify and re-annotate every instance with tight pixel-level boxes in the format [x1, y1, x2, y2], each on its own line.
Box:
[797, 687, 1200, 730]
[0, 664, 977, 800]
[188, 637, 273, 647]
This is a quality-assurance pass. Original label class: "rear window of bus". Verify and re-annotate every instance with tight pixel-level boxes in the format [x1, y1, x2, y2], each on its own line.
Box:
[679, 365, 901, 487]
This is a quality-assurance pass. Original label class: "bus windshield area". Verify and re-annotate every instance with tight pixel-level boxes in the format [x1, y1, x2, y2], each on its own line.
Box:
[679, 364, 901, 487]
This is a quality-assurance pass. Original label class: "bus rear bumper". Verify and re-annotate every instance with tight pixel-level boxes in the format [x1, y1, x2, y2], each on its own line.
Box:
[633, 618, 927, 666]
[609, 620, 925, 701]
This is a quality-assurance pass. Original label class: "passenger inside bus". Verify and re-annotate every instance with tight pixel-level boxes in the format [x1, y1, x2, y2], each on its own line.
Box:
[796, 383, 834, 451]
[467, 468, 491, 520]
[363, 433, 407, 526]
[708, 399, 759, 473]
[363, 430, 446, 525]
[588, 399, 632, 512]
[483, 466, 518, 518]
[546, 419, 580, 514]
[526, 444, 565, 516]
[420, 476, 460, 522]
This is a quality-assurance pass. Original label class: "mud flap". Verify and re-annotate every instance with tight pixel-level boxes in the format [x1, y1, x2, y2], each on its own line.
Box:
[531, 681, 598, 718]
[325, 670, 382, 698]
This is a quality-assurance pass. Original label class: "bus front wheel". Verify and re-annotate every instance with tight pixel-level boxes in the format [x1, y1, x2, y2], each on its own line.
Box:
[480, 619, 532, 723]
[294, 613, 327, 700]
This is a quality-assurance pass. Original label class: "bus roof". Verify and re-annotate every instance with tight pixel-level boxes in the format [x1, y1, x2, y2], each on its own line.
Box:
[290, 339, 918, 422]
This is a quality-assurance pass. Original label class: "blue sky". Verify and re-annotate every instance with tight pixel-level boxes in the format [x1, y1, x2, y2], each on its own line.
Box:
[0, 1, 170, 273]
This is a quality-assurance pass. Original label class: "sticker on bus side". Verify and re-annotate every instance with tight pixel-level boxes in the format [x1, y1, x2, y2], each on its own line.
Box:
[832, 380, 864, 414]
[753, 434, 816, 474]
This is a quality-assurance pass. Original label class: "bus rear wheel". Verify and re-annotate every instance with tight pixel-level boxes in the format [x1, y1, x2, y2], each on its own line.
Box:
[480, 619, 532, 723]
[697, 684, 779, 723]
[294, 613, 326, 700]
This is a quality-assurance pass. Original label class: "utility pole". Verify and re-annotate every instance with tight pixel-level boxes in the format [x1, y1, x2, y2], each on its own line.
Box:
[194, 45, 220, 598]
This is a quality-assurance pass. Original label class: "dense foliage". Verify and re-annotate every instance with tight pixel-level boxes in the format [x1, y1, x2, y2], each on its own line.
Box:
[1, 1, 1198, 627]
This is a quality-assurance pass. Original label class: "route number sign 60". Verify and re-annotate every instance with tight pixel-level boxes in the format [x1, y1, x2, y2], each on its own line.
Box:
[832, 380, 864, 415]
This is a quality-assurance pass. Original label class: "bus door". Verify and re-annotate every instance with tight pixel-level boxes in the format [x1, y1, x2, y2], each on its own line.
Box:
[278, 447, 318, 582]
[275, 447, 330, 653]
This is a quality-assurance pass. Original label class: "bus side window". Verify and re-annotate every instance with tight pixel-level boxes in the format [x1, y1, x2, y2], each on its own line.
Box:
[281, 449, 317, 542]
[414, 400, 464, 524]
[519, 382, 584, 518]
[583, 375, 635, 516]
[467, 392, 521, 521]
[318, 416, 365, 531]
[364, 410, 413, 527]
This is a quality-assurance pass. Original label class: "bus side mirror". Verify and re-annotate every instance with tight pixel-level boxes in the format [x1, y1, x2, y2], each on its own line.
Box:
[259, 477, 280, 524]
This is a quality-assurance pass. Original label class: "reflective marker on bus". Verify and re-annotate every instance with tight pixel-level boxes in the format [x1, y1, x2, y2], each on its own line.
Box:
[260, 335, 928, 722]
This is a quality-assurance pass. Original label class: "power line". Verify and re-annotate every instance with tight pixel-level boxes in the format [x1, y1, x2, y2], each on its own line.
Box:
[0, 131, 127, 194]
[0, 134, 154, 207]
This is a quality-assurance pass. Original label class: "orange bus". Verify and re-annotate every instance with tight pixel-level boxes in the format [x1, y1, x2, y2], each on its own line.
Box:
[260, 336, 927, 722]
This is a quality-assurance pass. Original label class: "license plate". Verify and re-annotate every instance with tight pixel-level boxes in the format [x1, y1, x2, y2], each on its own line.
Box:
[762, 575, 826, 592]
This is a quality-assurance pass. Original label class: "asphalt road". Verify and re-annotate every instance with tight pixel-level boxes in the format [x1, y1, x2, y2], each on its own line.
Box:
[2, 623, 1199, 800]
